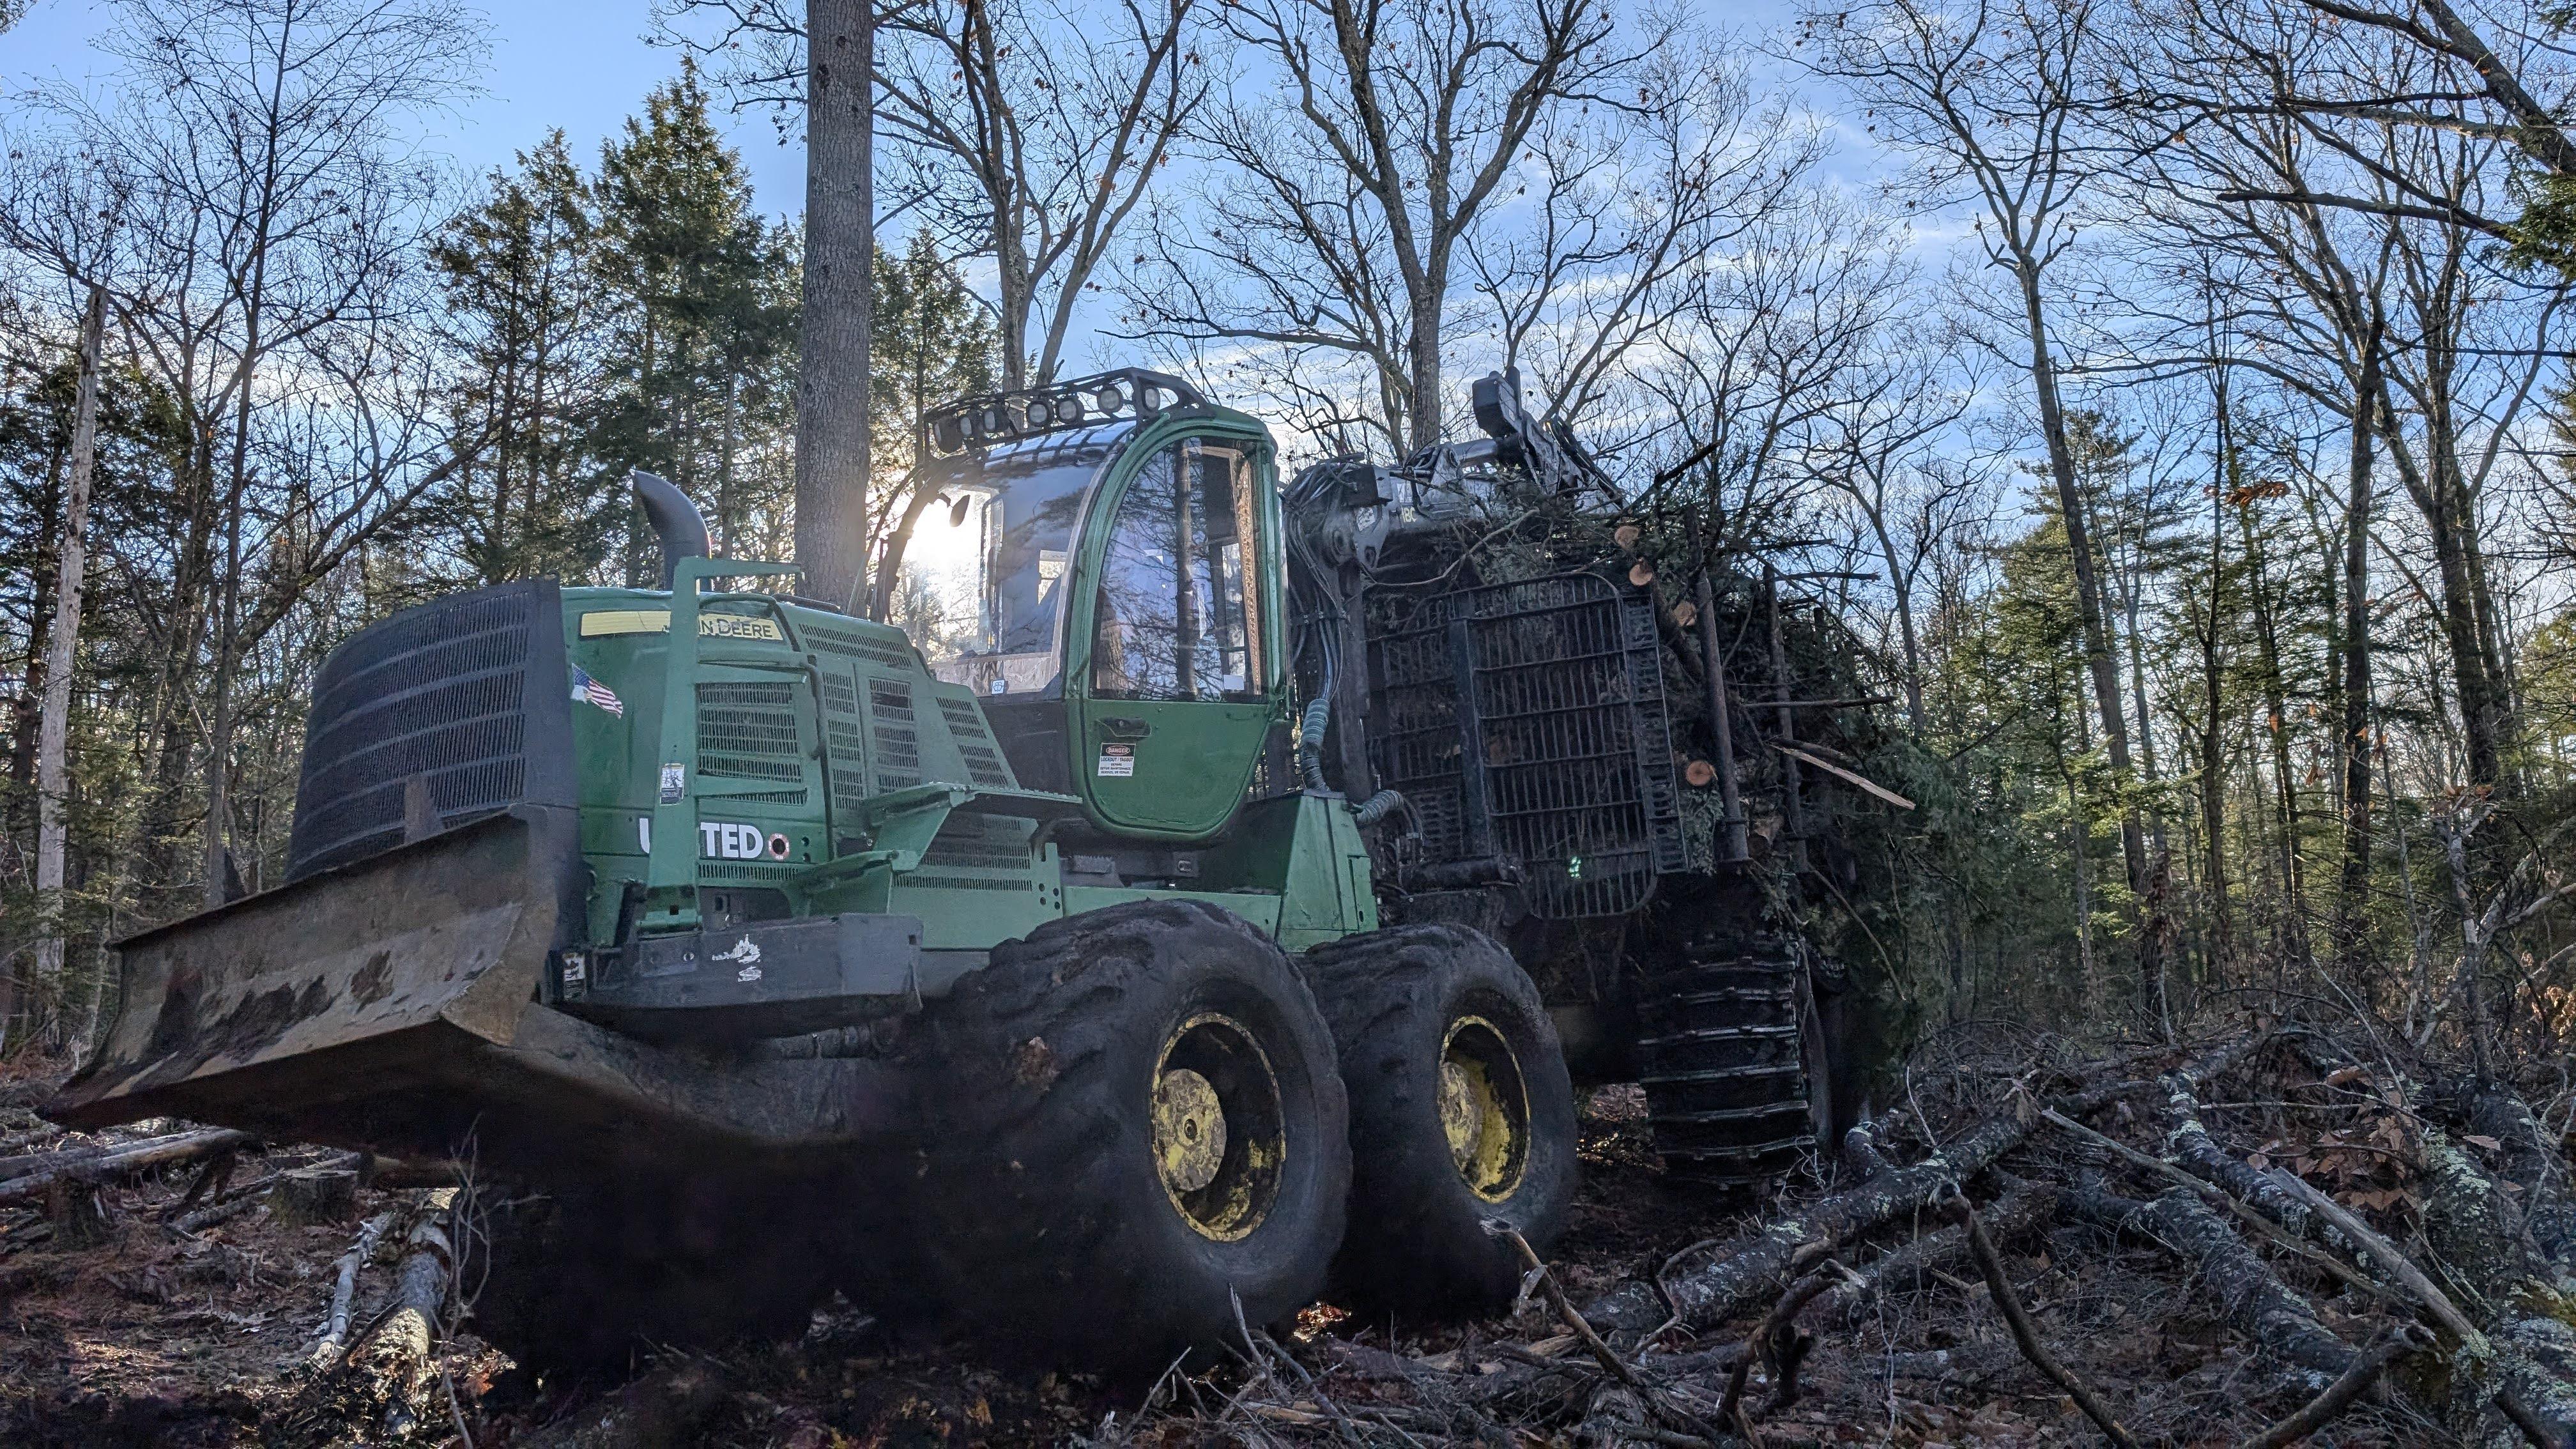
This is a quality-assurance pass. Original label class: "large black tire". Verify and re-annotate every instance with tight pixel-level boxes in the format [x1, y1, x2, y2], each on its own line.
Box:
[1637, 925, 1832, 1188]
[911, 900, 1350, 1373]
[1304, 925, 1578, 1317]
[464, 1174, 824, 1377]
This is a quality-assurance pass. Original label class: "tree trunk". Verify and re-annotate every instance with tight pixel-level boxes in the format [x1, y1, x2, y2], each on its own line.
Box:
[2239, 509, 2308, 969]
[2380, 372, 2505, 790]
[1407, 289, 1443, 452]
[794, 0, 876, 610]
[2335, 339, 2380, 975]
[2013, 259, 2152, 1010]
[31, 286, 106, 1037]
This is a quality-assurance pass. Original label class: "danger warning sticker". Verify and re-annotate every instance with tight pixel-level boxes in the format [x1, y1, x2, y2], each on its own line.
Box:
[1096, 742, 1135, 778]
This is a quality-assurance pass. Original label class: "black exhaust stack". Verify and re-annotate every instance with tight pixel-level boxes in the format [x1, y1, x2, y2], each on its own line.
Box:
[631, 470, 710, 588]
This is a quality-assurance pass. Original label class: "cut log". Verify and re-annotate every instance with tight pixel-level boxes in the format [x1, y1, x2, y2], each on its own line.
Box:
[358, 1154, 466, 1191]
[1622, 1036, 2253, 1335]
[0, 1128, 254, 1204]
[363, 1190, 457, 1372]
[268, 1166, 359, 1228]
[2066, 1184, 2355, 1379]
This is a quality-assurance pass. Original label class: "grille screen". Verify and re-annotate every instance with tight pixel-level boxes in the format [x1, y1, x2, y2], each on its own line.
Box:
[936, 696, 1016, 788]
[287, 580, 572, 880]
[698, 680, 801, 781]
[801, 619, 919, 671]
[868, 678, 921, 792]
[820, 670, 871, 823]
[1368, 573, 1682, 917]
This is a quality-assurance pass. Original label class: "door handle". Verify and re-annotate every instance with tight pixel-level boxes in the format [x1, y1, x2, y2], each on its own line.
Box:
[1100, 716, 1153, 740]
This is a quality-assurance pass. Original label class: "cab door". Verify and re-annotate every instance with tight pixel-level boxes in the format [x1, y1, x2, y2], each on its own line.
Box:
[1069, 433, 1280, 839]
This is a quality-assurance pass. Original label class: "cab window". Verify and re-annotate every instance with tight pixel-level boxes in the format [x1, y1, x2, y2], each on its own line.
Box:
[1091, 441, 1264, 702]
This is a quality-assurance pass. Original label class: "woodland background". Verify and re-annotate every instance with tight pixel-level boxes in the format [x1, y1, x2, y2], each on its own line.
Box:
[1, 0, 2573, 1077]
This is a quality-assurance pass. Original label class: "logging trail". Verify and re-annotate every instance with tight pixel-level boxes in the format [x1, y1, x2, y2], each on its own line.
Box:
[0, 1014, 2565, 1447]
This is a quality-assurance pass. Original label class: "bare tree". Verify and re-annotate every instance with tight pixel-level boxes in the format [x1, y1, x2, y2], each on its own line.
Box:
[797, 0, 876, 608]
[1810, 328, 1981, 736]
[1126, 0, 1625, 452]
[1462, 36, 1823, 438]
[8, 0, 482, 908]
[1800, 0, 2156, 965]
[877, 0, 1206, 392]
[27, 286, 105, 1046]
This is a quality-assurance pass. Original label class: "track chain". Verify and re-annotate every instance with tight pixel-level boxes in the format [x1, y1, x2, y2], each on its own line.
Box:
[1635, 931, 1820, 1187]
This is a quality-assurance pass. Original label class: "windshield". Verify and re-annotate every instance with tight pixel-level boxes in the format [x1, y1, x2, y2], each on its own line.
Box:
[908, 434, 1121, 697]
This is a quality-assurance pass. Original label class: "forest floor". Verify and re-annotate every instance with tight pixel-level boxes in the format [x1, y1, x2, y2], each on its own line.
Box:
[0, 1018, 2529, 1447]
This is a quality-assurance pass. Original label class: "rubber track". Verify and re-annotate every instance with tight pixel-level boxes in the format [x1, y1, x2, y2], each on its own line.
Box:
[1635, 931, 1818, 1186]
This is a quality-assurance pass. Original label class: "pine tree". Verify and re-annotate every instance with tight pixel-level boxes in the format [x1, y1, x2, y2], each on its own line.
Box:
[428, 132, 611, 584]
[587, 61, 799, 571]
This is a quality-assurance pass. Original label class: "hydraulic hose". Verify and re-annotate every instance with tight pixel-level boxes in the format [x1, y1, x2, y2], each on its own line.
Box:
[1299, 696, 1333, 793]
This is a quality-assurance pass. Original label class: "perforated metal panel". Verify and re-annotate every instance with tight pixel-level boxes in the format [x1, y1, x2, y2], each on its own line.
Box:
[819, 670, 871, 826]
[1368, 573, 1682, 917]
[935, 696, 1017, 788]
[866, 678, 921, 792]
[697, 680, 802, 785]
[288, 580, 573, 881]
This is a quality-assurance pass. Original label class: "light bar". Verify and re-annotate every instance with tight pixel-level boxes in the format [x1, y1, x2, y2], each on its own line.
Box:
[921, 367, 1208, 459]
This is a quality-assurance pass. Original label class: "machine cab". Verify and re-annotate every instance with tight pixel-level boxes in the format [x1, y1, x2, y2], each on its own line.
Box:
[907, 372, 1289, 842]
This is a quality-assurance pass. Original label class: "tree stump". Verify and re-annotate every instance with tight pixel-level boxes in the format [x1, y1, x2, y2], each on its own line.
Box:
[44, 1179, 108, 1247]
[270, 1166, 359, 1227]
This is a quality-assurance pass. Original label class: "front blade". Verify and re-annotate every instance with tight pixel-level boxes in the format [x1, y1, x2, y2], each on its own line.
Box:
[50, 808, 577, 1135]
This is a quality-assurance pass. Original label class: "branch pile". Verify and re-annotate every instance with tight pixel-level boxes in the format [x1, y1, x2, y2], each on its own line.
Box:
[1101, 1024, 2576, 1448]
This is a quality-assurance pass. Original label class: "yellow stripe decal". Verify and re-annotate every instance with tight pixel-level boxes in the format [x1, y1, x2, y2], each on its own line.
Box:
[579, 610, 784, 641]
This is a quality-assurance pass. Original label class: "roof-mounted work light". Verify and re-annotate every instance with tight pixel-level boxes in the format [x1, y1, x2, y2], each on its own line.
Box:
[919, 367, 1206, 459]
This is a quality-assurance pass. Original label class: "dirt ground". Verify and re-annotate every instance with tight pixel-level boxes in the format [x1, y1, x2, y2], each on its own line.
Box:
[0, 1043, 2451, 1447]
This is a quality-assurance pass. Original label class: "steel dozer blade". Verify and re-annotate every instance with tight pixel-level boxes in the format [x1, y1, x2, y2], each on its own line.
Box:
[48, 808, 908, 1184]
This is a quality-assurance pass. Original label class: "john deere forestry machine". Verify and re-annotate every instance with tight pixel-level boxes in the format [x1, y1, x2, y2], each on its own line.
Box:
[48, 367, 1853, 1375]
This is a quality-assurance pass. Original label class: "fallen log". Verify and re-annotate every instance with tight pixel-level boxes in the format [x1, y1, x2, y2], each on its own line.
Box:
[2066, 1184, 2357, 1379]
[0, 1128, 255, 1205]
[1802, 1177, 2058, 1328]
[364, 1190, 457, 1370]
[171, 1192, 267, 1236]
[1617, 1035, 2257, 1335]
[2232, 1327, 2421, 1449]
[2264, 1168, 2481, 1347]
[2465, 1087, 2576, 1273]
[2161, 1075, 2340, 1250]
[311, 1213, 397, 1367]
[2044, 1106, 2395, 1306]
[2419, 1129, 2576, 1441]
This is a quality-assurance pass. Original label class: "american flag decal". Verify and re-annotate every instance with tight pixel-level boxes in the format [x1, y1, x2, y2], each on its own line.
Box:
[571, 665, 625, 717]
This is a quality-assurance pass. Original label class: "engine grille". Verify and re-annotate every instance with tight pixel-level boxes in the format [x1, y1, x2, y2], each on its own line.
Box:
[287, 580, 573, 881]
[867, 678, 921, 792]
[697, 680, 802, 783]
[1368, 572, 1683, 917]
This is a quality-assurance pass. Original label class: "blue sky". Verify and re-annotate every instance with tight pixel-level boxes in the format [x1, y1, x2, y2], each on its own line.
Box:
[5, 1, 807, 211]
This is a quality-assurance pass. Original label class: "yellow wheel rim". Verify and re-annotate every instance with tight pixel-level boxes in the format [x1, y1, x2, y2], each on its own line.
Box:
[1152, 1012, 1285, 1241]
[1439, 1015, 1531, 1201]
